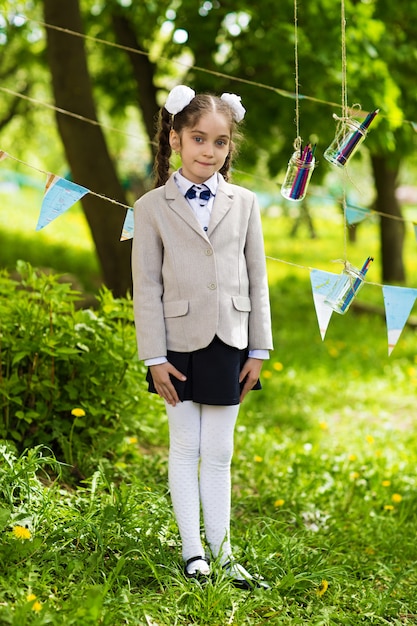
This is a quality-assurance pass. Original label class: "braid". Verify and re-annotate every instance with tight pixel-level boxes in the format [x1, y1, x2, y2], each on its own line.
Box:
[154, 107, 173, 188]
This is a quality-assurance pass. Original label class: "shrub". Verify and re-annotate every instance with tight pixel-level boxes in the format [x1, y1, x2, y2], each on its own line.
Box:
[0, 261, 163, 479]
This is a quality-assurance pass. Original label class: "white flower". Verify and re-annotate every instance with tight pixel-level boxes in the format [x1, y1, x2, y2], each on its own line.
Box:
[165, 85, 196, 115]
[221, 93, 246, 122]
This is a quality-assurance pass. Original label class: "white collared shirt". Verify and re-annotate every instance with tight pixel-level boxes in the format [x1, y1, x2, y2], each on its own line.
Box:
[174, 170, 218, 232]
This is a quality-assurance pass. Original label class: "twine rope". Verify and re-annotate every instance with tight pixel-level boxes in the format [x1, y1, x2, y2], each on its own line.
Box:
[293, 0, 301, 147]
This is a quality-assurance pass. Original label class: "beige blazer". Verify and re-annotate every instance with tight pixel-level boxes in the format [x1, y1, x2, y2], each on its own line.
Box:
[132, 173, 273, 360]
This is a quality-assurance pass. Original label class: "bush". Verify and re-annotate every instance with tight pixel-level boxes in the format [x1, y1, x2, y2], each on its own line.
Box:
[0, 261, 163, 479]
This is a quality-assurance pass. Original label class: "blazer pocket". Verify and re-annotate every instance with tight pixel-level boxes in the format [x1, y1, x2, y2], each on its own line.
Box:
[163, 300, 189, 318]
[232, 295, 252, 312]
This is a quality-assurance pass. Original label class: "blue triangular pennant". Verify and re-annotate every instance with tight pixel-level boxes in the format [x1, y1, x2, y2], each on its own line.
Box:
[310, 269, 339, 340]
[120, 207, 134, 241]
[36, 174, 89, 230]
[345, 204, 371, 225]
[382, 285, 417, 355]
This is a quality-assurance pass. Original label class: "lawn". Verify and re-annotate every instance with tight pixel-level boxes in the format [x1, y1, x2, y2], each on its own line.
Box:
[1, 183, 417, 625]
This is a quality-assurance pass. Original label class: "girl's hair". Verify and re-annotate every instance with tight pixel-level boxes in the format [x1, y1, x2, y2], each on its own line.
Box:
[153, 93, 240, 188]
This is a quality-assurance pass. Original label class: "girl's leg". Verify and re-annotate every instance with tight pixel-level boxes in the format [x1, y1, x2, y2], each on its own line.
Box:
[165, 401, 205, 562]
[199, 404, 239, 564]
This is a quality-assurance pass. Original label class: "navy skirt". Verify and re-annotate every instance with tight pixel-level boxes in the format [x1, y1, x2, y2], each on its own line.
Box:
[146, 336, 261, 405]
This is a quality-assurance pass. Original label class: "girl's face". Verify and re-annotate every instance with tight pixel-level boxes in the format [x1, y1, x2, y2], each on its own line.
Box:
[170, 111, 231, 184]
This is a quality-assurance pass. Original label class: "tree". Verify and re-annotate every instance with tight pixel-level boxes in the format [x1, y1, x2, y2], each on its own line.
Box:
[43, 0, 132, 296]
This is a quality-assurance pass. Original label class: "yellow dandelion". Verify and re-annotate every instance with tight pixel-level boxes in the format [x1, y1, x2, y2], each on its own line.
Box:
[384, 504, 394, 511]
[273, 361, 284, 371]
[317, 579, 329, 596]
[12, 525, 31, 540]
[254, 455, 263, 463]
[274, 499, 285, 508]
[381, 480, 391, 487]
[350, 471, 360, 481]
[365, 435, 375, 445]
[262, 370, 272, 379]
[27, 594, 42, 612]
[392, 493, 402, 504]
[319, 421, 328, 430]
[128, 436, 138, 445]
[71, 407, 85, 417]
[328, 347, 339, 358]
[348, 454, 357, 462]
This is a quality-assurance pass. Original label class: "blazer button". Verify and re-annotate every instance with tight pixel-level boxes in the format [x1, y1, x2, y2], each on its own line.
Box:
[207, 282, 217, 290]
[205, 248, 213, 256]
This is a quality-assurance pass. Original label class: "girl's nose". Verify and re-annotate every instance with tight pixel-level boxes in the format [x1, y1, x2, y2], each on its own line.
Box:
[203, 143, 214, 156]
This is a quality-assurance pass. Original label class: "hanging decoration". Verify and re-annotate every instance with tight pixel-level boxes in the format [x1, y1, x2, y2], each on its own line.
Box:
[281, 0, 316, 202]
[322, 0, 379, 169]
[310, 270, 339, 340]
[324, 109, 379, 168]
[324, 257, 373, 314]
[382, 286, 417, 355]
[345, 204, 372, 225]
[120, 208, 134, 241]
[36, 174, 89, 230]
[281, 143, 316, 201]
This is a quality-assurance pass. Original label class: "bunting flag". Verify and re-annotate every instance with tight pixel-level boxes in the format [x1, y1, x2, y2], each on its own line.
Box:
[310, 269, 339, 340]
[36, 174, 89, 230]
[345, 204, 372, 225]
[120, 207, 134, 241]
[0, 150, 8, 161]
[382, 285, 417, 355]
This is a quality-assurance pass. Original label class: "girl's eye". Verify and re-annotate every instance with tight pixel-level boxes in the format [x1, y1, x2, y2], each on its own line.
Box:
[194, 136, 203, 143]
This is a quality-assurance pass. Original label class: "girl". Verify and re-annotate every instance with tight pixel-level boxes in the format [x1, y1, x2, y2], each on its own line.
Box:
[132, 85, 273, 589]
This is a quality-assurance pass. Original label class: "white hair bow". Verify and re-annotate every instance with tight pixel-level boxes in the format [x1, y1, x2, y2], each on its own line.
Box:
[165, 85, 196, 115]
[221, 93, 246, 122]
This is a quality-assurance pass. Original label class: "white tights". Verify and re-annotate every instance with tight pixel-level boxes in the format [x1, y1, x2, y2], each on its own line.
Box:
[165, 400, 239, 564]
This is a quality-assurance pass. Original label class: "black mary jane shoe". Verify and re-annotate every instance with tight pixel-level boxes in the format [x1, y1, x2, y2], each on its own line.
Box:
[222, 561, 270, 590]
[184, 556, 211, 580]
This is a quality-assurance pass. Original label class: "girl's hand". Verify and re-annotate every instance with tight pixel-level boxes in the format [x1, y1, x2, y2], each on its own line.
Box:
[239, 357, 263, 403]
[150, 362, 186, 407]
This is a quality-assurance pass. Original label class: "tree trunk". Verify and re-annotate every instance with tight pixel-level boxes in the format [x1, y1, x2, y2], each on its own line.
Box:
[370, 154, 405, 283]
[43, 0, 132, 297]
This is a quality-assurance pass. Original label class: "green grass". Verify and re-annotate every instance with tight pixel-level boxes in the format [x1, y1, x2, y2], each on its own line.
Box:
[1, 186, 417, 624]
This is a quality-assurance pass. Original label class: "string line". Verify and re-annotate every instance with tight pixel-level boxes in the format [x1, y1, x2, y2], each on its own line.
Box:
[0, 151, 132, 211]
[22, 17, 416, 127]
[340, 0, 349, 265]
[293, 0, 300, 142]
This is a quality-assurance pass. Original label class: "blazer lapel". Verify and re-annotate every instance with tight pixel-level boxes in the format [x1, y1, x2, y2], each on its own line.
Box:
[207, 176, 234, 236]
[165, 175, 207, 238]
